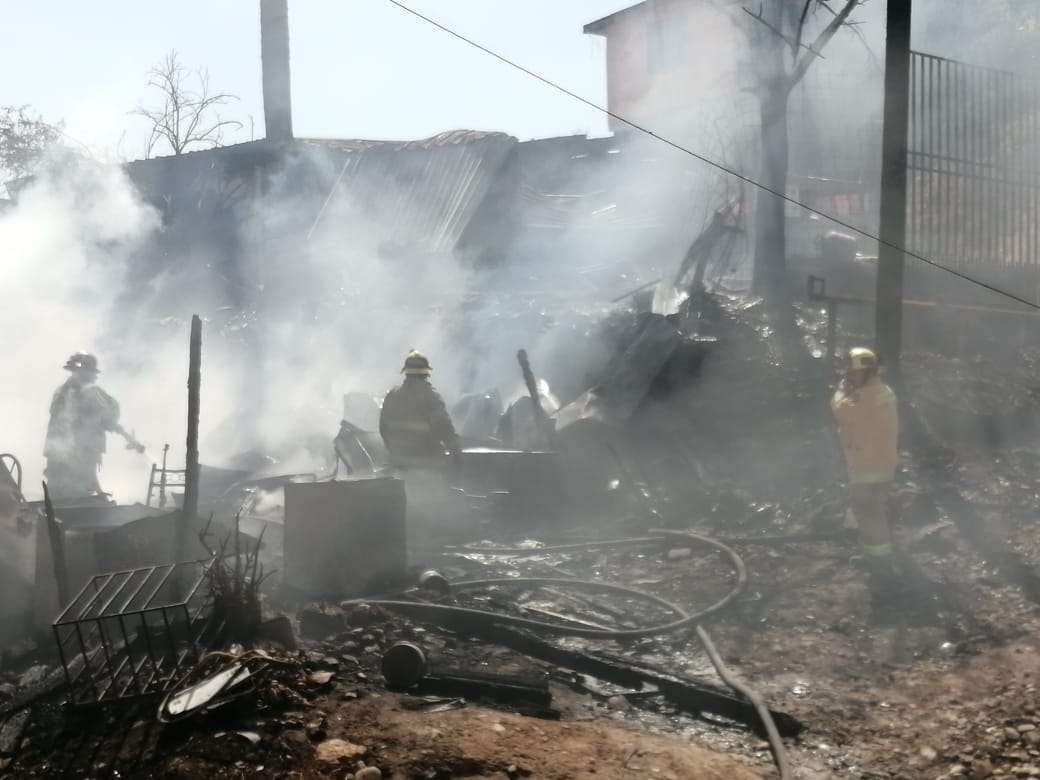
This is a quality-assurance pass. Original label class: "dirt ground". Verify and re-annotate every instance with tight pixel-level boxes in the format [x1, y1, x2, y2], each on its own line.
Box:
[10, 456, 1040, 780]
[8, 333, 1040, 779]
[261, 693, 764, 780]
[11, 684, 766, 779]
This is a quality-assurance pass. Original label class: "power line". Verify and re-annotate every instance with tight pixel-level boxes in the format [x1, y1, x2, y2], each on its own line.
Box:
[387, 0, 1040, 313]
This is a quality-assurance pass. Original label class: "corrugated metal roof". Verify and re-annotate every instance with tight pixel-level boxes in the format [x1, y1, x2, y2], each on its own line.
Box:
[304, 130, 518, 254]
[123, 131, 518, 257]
[518, 184, 664, 230]
[298, 129, 512, 154]
[509, 136, 688, 231]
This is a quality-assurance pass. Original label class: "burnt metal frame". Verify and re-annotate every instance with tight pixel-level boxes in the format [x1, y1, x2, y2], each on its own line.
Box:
[52, 560, 218, 707]
[146, 444, 186, 509]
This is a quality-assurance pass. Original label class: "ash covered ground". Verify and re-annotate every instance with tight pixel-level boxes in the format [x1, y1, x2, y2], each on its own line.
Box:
[2, 290, 1040, 780]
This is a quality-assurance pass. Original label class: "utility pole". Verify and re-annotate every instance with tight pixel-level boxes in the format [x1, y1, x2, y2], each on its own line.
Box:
[875, 0, 912, 382]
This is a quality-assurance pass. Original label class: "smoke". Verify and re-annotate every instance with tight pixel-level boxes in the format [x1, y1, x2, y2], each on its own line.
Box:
[222, 135, 731, 441]
[0, 3, 875, 512]
[230, 146, 475, 450]
[9, 0, 1032, 510]
[914, 0, 1040, 71]
[0, 154, 264, 503]
[0, 155, 160, 501]
[4, 135, 700, 509]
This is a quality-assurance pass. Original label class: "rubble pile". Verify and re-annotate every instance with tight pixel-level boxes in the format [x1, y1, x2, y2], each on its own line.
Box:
[6, 287, 1040, 778]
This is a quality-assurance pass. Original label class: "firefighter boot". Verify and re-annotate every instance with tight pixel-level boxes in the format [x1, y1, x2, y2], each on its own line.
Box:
[865, 554, 906, 620]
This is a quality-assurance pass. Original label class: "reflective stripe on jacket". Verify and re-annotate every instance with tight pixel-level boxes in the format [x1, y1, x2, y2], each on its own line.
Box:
[830, 377, 898, 484]
[379, 377, 460, 460]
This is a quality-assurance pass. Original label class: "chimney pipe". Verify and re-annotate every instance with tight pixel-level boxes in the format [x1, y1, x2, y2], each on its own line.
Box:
[261, 0, 293, 141]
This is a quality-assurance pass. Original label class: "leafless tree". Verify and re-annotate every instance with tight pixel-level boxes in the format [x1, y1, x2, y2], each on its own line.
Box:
[134, 51, 243, 158]
[740, 0, 863, 312]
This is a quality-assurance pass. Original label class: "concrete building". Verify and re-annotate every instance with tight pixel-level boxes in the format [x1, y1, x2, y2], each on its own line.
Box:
[584, 0, 882, 266]
[584, 0, 751, 139]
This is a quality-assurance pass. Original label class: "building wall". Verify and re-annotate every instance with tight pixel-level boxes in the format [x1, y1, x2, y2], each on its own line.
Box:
[599, 1, 747, 135]
[590, 0, 883, 262]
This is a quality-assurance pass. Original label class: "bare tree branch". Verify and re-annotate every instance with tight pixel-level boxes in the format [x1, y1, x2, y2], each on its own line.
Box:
[793, 0, 814, 59]
[818, 0, 882, 72]
[743, 6, 824, 64]
[789, 0, 862, 86]
[132, 50, 242, 158]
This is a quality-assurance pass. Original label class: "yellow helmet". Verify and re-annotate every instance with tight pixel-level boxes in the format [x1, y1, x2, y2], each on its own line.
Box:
[845, 347, 879, 373]
[402, 350, 432, 376]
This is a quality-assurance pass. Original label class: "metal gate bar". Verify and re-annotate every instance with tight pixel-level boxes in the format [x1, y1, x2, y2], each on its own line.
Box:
[908, 51, 1040, 279]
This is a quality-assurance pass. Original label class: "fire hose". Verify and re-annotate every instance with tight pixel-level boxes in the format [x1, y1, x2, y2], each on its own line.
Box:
[343, 529, 791, 779]
[346, 531, 745, 639]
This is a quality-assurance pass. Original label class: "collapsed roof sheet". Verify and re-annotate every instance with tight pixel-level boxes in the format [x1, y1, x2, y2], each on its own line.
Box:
[302, 131, 518, 254]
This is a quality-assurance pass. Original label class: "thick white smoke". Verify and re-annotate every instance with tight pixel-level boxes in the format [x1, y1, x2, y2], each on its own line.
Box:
[0, 155, 258, 503]
[0, 156, 160, 502]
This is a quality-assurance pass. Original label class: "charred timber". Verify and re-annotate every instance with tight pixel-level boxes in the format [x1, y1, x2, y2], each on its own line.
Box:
[440, 619, 802, 737]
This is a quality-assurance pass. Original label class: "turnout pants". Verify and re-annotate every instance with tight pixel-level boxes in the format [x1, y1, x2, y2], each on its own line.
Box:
[849, 482, 892, 558]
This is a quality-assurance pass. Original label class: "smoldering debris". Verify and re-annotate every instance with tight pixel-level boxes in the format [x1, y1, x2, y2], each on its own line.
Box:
[2, 280, 1040, 778]
[4, 134, 1040, 779]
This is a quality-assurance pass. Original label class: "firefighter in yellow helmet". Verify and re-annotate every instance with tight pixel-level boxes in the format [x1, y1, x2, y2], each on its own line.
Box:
[831, 347, 900, 589]
[379, 351, 461, 470]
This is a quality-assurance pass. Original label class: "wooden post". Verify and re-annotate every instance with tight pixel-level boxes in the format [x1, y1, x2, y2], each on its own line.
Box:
[42, 481, 70, 608]
[180, 315, 203, 567]
[517, 349, 556, 451]
[875, 0, 913, 384]
[159, 443, 170, 509]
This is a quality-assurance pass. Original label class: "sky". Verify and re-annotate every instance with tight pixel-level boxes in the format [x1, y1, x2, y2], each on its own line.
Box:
[0, 1, 631, 160]
[1, 2, 1028, 161]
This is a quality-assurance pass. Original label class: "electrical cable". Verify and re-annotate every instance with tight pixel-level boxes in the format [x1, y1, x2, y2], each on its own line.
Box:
[386, 0, 1040, 312]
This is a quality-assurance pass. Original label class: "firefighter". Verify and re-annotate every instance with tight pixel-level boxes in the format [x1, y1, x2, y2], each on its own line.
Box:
[379, 351, 460, 470]
[831, 347, 900, 591]
[44, 352, 141, 499]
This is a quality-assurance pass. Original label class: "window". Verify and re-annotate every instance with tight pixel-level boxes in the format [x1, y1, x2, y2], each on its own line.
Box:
[646, 12, 684, 74]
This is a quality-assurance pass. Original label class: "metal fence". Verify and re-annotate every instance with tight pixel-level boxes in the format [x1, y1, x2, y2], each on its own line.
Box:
[908, 51, 1040, 277]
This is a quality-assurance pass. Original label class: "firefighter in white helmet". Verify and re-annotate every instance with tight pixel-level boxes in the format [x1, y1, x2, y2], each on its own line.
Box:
[379, 351, 460, 470]
[831, 347, 900, 591]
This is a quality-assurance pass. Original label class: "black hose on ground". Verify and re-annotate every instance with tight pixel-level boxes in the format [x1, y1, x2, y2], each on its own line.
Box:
[343, 531, 747, 640]
[696, 625, 791, 780]
[453, 529, 851, 557]
[456, 537, 665, 555]
[347, 528, 788, 777]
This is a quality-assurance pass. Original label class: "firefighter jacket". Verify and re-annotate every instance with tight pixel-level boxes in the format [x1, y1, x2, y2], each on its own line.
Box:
[44, 378, 120, 465]
[380, 377, 460, 465]
[830, 376, 898, 484]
